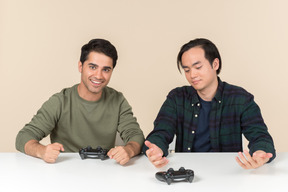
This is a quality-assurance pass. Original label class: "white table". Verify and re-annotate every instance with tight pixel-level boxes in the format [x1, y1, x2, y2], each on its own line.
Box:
[0, 152, 287, 192]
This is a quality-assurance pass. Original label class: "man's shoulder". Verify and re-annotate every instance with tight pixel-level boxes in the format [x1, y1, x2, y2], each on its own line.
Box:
[221, 81, 254, 104]
[168, 86, 196, 96]
[222, 81, 252, 96]
[103, 86, 125, 100]
[104, 86, 123, 95]
[52, 84, 77, 97]
[47, 84, 77, 103]
[36, 85, 77, 111]
[165, 86, 196, 103]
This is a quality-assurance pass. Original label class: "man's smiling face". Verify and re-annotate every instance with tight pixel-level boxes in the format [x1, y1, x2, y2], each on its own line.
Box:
[78, 51, 113, 101]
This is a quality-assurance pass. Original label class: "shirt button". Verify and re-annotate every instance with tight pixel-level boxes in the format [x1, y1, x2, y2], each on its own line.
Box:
[191, 104, 194, 106]
[188, 147, 191, 150]
[219, 100, 221, 104]
[195, 114, 198, 118]
[191, 131, 195, 134]
[197, 103, 200, 107]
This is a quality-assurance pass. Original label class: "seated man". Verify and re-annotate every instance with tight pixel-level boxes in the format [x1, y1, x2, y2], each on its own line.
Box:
[16, 38, 144, 165]
[142, 38, 276, 169]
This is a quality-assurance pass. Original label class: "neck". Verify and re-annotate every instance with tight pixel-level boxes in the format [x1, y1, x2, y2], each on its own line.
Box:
[77, 84, 102, 102]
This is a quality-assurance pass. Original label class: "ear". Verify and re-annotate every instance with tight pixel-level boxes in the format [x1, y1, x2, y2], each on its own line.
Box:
[78, 61, 83, 73]
[212, 58, 219, 71]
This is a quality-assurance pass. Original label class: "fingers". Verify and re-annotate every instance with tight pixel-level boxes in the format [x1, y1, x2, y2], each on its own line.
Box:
[252, 151, 272, 165]
[144, 140, 153, 148]
[267, 153, 273, 158]
[144, 140, 161, 157]
[152, 157, 169, 168]
[236, 150, 272, 169]
[108, 143, 169, 168]
[236, 151, 255, 169]
[147, 148, 168, 168]
[144, 140, 168, 168]
[42, 143, 64, 163]
[253, 150, 273, 160]
[53, 143, 65, 152]
[108, 146, 130, 165]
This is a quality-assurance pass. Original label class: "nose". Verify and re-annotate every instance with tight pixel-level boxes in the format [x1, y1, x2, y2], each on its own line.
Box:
[190, 69, 197, 79]
[94, 69, 103, 79]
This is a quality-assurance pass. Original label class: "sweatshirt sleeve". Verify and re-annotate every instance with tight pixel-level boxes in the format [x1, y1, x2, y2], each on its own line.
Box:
[15, 94, 62, 153]
[117, 96, 144, 147]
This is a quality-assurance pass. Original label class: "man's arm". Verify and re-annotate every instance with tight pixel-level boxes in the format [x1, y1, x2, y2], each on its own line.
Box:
[16, 94, 62, 154]
[142, 90, 180, 159]
[241, 95, 276, 163]
[107, 141, 141, 165]
[111, 95, 145, 165]
[24, 140, 64, 163]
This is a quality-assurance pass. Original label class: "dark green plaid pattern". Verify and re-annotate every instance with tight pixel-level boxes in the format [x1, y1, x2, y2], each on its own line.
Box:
[144, 78, 276, 162]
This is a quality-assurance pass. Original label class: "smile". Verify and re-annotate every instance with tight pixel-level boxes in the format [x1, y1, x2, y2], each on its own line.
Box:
[91, 80, 103, 85]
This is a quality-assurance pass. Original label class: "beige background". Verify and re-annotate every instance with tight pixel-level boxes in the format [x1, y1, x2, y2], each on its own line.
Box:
[1, 0, 287, 152]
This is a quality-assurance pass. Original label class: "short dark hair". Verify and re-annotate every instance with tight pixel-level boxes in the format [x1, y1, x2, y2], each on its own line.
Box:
[177, 38, 222, 74]
[80, 38, 118, 68]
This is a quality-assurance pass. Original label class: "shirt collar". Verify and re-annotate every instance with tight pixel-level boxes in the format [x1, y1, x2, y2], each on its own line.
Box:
[214, 77, 223, 103]
[190, 76, 223, 105]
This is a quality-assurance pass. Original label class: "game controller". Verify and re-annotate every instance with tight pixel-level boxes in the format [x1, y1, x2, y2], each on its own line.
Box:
[155, 167, 194, 185]
[79, 146, 109, 160]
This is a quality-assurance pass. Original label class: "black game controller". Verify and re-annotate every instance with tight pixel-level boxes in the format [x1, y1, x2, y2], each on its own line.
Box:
[155, 167, 194, 185]
[79, 146, 109, 160]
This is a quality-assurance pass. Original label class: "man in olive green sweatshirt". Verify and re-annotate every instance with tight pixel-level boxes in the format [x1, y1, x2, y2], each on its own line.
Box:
[16, 39, 144, 165]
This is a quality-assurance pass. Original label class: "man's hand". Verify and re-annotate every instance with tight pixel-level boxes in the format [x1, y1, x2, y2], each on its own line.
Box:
[40, 143, 65, 163]
[235, 150, 273, 169]
[107, 141, 140, 165]
[144, 140, 169, 168]
[107, 146, 131, 165]
[24, 140, 64, 163]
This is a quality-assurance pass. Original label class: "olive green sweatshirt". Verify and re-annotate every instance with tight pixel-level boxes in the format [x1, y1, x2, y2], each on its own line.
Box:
[16, 84, 144, 153]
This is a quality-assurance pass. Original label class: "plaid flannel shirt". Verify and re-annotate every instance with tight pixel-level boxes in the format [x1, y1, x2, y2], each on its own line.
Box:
[144, 78, 276, 162]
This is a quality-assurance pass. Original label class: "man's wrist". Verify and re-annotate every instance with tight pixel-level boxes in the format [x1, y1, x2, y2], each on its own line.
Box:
[124, 141, 140, 158]
[24, 140, 45, 159]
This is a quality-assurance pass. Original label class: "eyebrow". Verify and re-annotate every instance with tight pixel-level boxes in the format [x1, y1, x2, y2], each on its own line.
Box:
[182, 61, 201, 68]
[88, 63, 112, 70]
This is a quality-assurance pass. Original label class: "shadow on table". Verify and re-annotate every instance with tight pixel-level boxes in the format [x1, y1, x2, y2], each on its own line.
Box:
[56, 154, 79, 163]
[121, 154, 144, 167]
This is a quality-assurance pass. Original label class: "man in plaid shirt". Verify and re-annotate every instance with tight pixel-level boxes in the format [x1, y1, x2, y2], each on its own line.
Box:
[142, 38, 276, 169]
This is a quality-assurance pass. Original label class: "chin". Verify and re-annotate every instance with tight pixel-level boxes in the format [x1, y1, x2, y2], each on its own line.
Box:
[88, 87, 102, 94]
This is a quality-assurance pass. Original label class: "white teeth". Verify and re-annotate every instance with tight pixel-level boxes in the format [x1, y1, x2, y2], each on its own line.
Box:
[91, 80, 101, 84]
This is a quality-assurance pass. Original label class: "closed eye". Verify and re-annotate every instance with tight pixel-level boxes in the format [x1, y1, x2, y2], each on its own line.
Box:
[182, 66, 190, 73]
